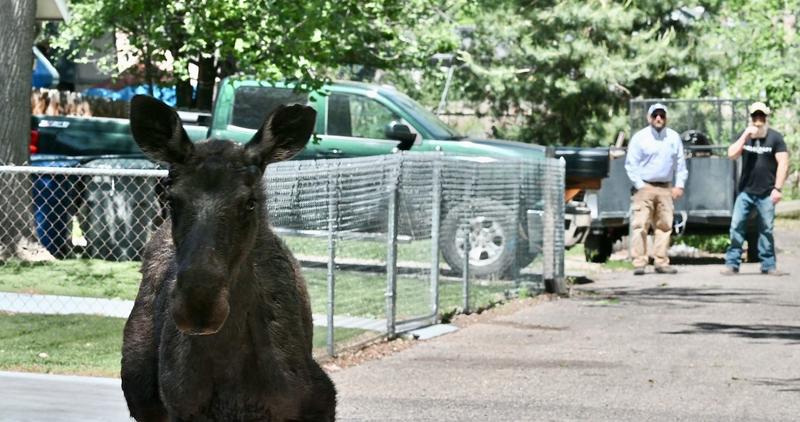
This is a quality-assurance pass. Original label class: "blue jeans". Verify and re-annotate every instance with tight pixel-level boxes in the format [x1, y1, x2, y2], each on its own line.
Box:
[724, 192, 776, 271]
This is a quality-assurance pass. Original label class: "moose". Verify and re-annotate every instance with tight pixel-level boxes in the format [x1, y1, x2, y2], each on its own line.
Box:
[121, 95, 336, 421]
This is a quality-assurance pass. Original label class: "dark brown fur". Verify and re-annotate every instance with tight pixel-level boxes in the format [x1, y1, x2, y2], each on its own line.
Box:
[121, 96, 335, 421]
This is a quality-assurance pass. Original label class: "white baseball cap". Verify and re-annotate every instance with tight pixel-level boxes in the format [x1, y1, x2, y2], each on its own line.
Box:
[647, 103, 668, 115]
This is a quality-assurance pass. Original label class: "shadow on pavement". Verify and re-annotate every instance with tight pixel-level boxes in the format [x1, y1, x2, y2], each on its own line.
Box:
[669, 256, 726, 265]
[575, 283, 800, 309]
[664, 322, 800, 344]
[749, 377, 800, 393]
[576, 286, 786, 309]
[569, 275, 595, 285]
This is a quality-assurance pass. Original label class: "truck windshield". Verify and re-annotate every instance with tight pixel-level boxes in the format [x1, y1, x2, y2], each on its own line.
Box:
[232, 86, 309, 129]
[383, 90, 464, 140]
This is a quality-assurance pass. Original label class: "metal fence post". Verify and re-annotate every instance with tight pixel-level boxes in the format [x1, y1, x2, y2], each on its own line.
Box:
[555, 157, 566, 287]
[543, 158, 567, 295]
[543, 154, 555, 289]
[627, 207, 633, 261]
[385, 158, 400, 338]
[326, 166, 338, 357]
[430, 159, 441, 322]
[462, 222, 470, 313]
[511, 160, 523, 282]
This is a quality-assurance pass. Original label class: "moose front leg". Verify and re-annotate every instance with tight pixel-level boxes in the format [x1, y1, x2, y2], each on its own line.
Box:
[158, 325, 215, 420]
[121, 300, 168, 422]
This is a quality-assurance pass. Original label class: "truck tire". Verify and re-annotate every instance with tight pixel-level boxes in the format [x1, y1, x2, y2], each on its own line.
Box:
[440, 199, 518, 278]
[584, 233, 613, 263]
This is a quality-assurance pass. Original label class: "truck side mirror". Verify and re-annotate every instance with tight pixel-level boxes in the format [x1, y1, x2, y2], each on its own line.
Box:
[385, 121, 416, 151]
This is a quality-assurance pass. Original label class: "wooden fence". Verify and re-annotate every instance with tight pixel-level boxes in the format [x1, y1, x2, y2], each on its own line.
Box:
[31, 89, 129, 118]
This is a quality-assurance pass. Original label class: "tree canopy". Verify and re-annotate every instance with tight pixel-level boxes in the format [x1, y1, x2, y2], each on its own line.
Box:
[57, 0, 458, 108]
[54, 0, 800, 155]
[385, 0, 729, 146]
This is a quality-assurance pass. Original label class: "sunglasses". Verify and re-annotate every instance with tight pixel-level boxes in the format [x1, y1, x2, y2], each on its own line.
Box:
[651, 112, 667, 119]
[750, 112, 767, 119]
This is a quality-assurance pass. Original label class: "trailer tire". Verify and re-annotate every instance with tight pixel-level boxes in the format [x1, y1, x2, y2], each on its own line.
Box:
[584, 233, 613, 263]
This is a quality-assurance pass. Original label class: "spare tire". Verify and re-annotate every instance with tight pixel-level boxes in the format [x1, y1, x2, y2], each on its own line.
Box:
[680, 130, 713, 157]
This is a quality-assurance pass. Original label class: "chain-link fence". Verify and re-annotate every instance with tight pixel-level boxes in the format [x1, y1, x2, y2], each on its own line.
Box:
[629, 99, 752, 156]
[0, 152, 565, 358]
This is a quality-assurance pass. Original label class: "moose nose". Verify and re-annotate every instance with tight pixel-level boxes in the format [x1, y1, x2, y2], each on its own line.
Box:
[171, 269, 230, 335]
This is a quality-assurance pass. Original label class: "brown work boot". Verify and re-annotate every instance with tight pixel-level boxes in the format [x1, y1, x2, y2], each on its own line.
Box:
[655, 266, 678, 274]
[633, 267, 646, 276]
[720, 266, 739, 276]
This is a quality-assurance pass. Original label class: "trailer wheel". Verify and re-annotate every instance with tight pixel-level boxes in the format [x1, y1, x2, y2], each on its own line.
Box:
[584, 233, 613, 263]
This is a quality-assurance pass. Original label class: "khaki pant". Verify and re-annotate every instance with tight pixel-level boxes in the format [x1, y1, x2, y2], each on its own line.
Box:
[631, 184, 674, 268]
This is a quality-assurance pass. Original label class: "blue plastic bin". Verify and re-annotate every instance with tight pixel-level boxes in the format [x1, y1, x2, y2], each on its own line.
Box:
[30, 158, 82, 258]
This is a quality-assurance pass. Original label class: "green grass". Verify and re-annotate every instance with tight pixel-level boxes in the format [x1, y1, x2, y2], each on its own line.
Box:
[565, 244, 585, 258]
[283, 236, 433, 263]
[0, 313, 125, 376]
[674, 234, 731, 253]
[0, 313, 369, 377]
[0, 259, 141, 299]
[0, 259, 511, 319]
[302, 267, 510, 319]
[602, 259, 634, 271]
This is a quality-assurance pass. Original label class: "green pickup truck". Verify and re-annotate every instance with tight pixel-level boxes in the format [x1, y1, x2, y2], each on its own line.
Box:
[30, 78, 609, 276]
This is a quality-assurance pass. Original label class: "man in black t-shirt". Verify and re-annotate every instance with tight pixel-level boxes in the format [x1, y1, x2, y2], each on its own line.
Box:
[722, 102, 790, 276]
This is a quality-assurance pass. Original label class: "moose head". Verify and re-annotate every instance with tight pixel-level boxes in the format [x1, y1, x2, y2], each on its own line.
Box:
[129, 95, 315, 335]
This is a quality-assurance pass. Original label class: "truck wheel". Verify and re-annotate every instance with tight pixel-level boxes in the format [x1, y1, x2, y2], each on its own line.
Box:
[440, 199, 517, 278]
[584, 233, 613, 263]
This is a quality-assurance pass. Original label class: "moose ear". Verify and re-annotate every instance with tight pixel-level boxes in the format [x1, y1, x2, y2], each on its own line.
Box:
[245, 104, 315, 170]
[130, 95, 193, 164]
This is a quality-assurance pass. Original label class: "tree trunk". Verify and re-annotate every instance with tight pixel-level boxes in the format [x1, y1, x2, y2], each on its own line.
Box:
[167, 12, 193, 109]
[175, 78, 194, 109]
[144, 56, 156, 98]
[0, 0, 35, 165]
[0, 0, 39, 260]
[195, 55, 217, 111]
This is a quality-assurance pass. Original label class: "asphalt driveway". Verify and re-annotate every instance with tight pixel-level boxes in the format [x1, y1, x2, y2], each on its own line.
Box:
[331, 221, 800, 421]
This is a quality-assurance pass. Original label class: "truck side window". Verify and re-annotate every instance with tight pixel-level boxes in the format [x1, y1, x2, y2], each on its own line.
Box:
[231, 86, 309, 129]
[327, 93, 399, 140]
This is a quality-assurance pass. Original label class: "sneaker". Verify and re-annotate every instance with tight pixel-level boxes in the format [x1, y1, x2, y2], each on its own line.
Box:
[633, 267, 646, 276]
[761, 269, 786, 276]
[655, 266, 678, 274]
[720, 266, 739, 276]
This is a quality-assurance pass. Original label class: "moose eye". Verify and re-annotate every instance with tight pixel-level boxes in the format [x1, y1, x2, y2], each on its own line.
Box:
[246, 198, 257, 211]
